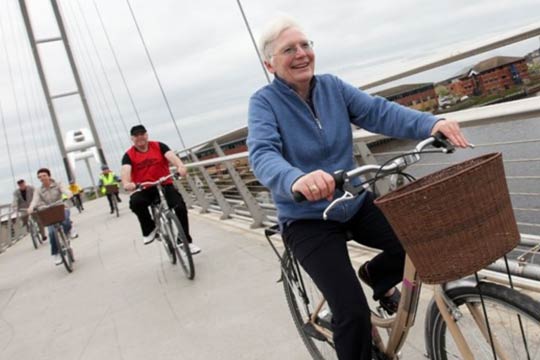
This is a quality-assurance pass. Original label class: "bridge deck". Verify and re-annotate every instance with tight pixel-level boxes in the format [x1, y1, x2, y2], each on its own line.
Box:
[0, 197, 429, 359]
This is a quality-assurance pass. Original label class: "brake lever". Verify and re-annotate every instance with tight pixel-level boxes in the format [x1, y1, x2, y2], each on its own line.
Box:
[322, 191, 354, 220]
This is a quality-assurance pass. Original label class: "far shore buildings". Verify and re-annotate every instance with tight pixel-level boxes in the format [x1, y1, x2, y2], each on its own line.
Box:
[374, 56, 530, 112]
[373, 83, 438, 112]
[446, 56, 529, 97]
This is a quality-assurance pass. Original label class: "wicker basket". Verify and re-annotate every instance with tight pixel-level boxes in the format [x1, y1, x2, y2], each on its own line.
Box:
[105, 184, 119, 195]
[37, 204, 65, 226]
[374, 152, 519, 284]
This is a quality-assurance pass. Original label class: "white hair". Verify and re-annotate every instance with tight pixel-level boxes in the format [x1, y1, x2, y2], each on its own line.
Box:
[258, 16, 304, 62]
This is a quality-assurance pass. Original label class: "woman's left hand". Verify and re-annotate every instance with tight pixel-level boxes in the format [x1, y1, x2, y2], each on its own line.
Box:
[431, 119, 470, 148]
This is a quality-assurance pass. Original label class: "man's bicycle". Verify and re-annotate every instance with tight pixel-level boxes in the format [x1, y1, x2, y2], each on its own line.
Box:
[72, 194, 83, 213]
[266, 134, 540, 359]
[20, 208, 44, 249]
[134, 174, 195, 280]
[105, 185, 120, 217]
[36, 202, 75, 273]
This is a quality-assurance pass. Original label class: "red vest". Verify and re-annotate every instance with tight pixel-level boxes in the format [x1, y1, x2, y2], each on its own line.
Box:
[127, 141, 172, 185]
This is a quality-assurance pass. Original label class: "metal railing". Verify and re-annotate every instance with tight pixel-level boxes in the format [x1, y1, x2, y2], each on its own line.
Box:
[0, 205, 27, 253]
[175, 99, 540, 290]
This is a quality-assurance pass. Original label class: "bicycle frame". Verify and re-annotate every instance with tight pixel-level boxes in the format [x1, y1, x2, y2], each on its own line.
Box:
[149, 183, 170, 226]
[275, 134, 528, 360]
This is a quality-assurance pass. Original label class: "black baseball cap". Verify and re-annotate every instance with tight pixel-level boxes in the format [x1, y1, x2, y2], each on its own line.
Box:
[130, 125, 147, 136]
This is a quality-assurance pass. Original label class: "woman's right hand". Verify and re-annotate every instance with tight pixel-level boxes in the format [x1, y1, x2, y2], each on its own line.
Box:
[292, 170, 335, 202]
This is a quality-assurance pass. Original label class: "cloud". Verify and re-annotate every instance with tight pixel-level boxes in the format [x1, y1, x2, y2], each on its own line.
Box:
[1, 0, 540, 203]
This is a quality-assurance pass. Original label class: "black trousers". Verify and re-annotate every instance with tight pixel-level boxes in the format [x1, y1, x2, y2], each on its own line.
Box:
[129, 184, 192, 242]
[282, 192, 405, 360]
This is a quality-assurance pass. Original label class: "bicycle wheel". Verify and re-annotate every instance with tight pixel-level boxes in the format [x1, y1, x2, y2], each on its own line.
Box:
[426, 282, 540, 360]
[56, 228, 73, 273]
[158, 213, 177, 265]
[114, 197, 119, 217]
[74, 197, 82, 213]
[29, 220, 41, 249]
[281, 250, 338, 360]
[166, 212, 195, 280]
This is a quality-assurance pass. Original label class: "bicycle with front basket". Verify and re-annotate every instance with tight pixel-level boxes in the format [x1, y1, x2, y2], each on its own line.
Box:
[266, 133, 540, 359]
[35, 201, 75, 273]
[105, 184, 120, 217]
[133, 174, 195, 280]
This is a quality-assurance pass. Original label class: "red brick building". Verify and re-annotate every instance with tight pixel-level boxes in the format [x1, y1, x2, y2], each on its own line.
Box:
[374, 83, 438, 112]
[448, 56, 529, 97]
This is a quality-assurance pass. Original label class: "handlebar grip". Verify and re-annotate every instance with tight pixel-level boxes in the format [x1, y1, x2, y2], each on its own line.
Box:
[432, 131, 455, 153]
[292, 170, 346, 203]
[293, 191, 306, 202]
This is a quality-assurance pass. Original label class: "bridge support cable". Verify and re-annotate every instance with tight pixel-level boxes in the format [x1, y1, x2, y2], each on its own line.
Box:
[72, 0, 130, 140]
[235, 0, 271, 84]
[48, 0, 109, 169]
[6, 0, 52, 183]
[92, 0, 142, 125]
[0, 102, 17, 188]
[125, 0, 186, 149]
[61, 1, 128, 156]
[0, 11, 34, 182]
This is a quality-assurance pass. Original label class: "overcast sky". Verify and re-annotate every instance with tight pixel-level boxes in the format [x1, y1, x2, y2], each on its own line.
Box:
[1, 0, 540, 204]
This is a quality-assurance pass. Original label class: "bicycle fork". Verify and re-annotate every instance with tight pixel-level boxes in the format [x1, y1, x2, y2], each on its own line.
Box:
[433, 285, 512, 360]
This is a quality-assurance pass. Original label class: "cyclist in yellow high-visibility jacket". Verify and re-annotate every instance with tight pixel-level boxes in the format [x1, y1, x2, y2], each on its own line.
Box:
[98, 165, 122, 214]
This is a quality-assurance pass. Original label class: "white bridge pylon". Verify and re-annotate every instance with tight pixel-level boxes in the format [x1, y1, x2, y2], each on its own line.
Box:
[65, 128, 101, 194]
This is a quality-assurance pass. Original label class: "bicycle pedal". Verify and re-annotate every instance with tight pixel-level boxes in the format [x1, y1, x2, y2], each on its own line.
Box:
[316, 310, 333, 331]
[302, 322, 327, 342]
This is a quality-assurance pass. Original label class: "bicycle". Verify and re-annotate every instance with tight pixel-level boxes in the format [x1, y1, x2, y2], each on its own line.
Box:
[105, 184, 120, 217]
[266, 133, 540, 359]
[20, 208, 44, 249]
[35, 202, 75, 273]
[72, 194, 83, 213]
[133, 174, 195, 280]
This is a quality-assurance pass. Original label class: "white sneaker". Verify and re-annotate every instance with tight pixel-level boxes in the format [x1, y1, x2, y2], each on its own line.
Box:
[54, 254, 62, 265]
[181, 243, 201, 255]
[142, 228, 158, 245]
[70, 231, 79, 239]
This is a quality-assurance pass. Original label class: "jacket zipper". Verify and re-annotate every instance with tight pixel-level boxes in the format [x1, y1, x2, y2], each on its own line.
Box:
[291, 90, 322, 129]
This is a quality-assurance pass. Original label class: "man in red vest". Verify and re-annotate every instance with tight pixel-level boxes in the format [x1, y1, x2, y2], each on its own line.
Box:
[121, 125, 200, 254]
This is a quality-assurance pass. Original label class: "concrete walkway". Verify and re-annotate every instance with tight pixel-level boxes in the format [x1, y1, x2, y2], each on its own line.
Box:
[0, 197, 309, 360]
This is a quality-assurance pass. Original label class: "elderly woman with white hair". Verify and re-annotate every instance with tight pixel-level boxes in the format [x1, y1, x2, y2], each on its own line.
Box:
[247, 16, 469, 360]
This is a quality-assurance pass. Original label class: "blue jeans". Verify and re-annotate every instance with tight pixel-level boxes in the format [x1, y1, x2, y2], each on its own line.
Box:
[48, 209, 72, 255]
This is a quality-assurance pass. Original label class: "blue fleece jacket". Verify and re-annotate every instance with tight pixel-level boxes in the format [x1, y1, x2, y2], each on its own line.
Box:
[247, 74, 439, 226]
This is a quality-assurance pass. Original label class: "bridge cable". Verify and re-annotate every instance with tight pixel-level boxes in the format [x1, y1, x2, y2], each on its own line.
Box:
[0, 101, 16, 188]
[7, 0, 48, 184]
[0, 11, 33, 182]
[62, 1, 127, 160]
[92, 0, 142, 125]
[236, 0, 271, 84]
[17, 23, 56, 169]
[125, 0, 187, 149]
[73, 0, 130, 139]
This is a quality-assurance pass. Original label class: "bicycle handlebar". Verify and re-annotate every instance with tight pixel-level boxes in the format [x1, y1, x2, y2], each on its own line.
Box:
[35, 200, 65, 211]
[132, 173, 179, 193]
[292, 132, 459, 203]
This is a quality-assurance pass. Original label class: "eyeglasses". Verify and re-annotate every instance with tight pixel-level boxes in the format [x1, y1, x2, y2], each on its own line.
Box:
[272, 40, 314, 58]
